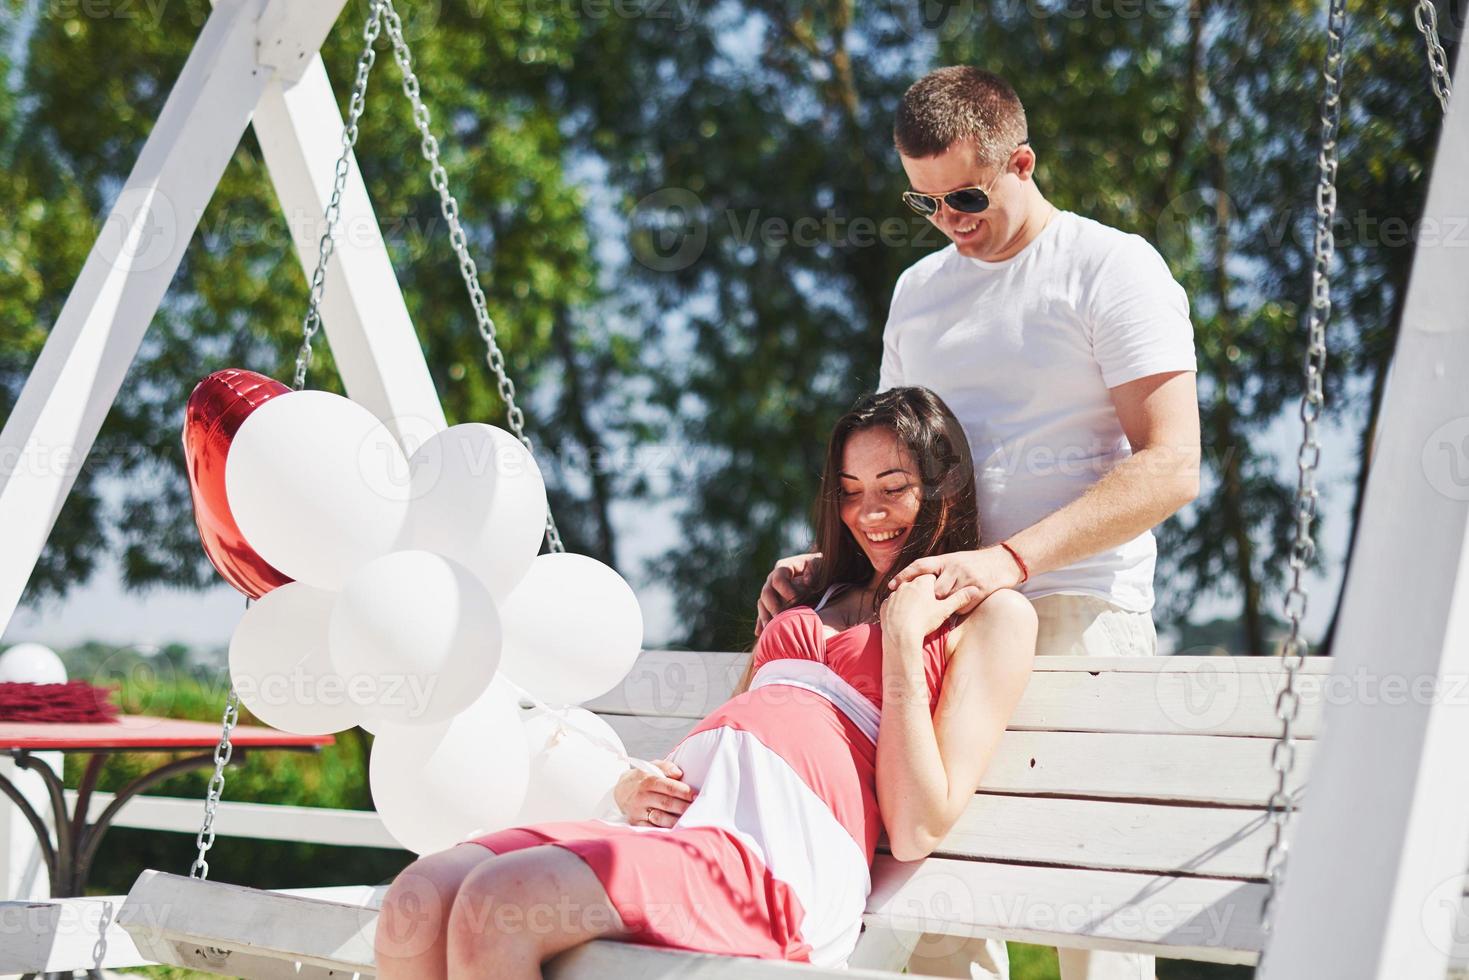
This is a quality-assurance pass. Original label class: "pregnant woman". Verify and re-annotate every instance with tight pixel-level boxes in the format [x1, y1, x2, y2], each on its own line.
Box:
[375, 386, 1037, 979]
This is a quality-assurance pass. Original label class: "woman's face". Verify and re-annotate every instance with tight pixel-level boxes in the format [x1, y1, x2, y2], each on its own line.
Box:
[839, 427, 923, 571]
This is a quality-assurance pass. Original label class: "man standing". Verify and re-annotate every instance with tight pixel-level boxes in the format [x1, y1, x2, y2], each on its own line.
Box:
[758, 66, 1200, 980]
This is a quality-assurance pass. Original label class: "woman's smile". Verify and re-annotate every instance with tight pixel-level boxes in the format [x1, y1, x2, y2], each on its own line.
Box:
[863, 527, 908, 545]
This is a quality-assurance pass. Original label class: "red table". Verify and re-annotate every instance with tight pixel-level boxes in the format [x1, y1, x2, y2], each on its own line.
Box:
[0, 717, 332, 899]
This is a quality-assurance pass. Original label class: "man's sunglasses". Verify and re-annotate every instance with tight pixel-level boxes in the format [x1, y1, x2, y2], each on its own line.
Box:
[900, 138, 1031, 217]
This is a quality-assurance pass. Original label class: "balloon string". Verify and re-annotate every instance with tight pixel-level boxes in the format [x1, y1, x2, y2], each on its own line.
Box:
[504, 677, 665, 778]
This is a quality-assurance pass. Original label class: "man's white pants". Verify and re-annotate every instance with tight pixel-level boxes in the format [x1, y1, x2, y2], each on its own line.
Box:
[902, 592, 1159, 980]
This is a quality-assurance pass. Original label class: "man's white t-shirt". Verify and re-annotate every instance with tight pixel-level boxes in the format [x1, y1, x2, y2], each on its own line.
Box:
[878, 209, 1196, 613]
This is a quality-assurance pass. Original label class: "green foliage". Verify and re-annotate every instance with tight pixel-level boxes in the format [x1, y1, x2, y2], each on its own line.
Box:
[5, 0, 624, 613]
[3, 0, 1452, 655]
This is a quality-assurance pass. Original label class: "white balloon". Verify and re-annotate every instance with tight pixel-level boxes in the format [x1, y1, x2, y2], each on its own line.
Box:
[228, 583, 360, 736]
[369, 676, 529, 855]
[329, 551, 502, 726]
[226, 390, 412, 590]
[0, 643, 66, 684]
[405, 424, 548, 599]
[516, 706, 629, 824]
[498, 553, 643, 705]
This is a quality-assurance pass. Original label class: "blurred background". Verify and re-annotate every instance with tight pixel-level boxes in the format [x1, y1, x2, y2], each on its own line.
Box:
[0, 1, 1458, 976]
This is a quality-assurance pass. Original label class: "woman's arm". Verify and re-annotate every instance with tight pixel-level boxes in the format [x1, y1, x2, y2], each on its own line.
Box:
[876, 588, 1037, 862]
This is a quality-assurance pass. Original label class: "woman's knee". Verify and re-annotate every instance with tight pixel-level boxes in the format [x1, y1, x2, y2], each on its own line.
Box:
[446, 845, 627, 969]
[378, 844, 494, 961]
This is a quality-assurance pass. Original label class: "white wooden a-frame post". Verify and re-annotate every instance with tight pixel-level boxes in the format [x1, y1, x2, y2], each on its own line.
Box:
[0, 0, 446, 642]
[1258, 34, 1469, 980]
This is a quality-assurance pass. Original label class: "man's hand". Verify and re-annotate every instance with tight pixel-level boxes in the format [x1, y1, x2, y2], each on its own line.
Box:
[755, 552, 823, 636]
[613, 759, 697, 827]
[880, 573, 983, 657]
[888, 547, 1024, 611]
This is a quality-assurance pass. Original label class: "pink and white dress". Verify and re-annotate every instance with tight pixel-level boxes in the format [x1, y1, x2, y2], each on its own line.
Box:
[465, 582, 957, 966]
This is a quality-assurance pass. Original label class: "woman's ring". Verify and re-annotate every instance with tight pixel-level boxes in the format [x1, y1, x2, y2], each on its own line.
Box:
[645, 807, 655, 824]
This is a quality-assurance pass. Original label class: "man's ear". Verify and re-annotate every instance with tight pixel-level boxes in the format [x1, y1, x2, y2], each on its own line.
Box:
[1014, 146, 1037, 181]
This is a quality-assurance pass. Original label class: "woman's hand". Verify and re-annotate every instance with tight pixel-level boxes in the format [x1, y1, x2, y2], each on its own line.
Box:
[613, 758, 697, 827]
[755, 552, 823, 635]
[880, 573, 980, 657]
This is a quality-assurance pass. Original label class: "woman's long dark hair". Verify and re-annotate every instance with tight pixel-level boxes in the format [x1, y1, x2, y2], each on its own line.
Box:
[732, 387, 978, 698]
[787, 386, 979, 622]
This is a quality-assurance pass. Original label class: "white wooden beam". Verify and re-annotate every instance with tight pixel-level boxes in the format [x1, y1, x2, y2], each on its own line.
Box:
[255, 2, 349, 83]
[1257, 38, 1469, 980]
[0, 0, 451, 640]
[0, 894, 147, 973]
[251, 53, 448, 450]
[0, 0, 281, 639]
[63, 789, 402, 849]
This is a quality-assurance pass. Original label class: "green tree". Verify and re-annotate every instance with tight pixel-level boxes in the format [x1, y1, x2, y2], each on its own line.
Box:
[563, 0, 1447, 652]
[3, 0, 632, 617]
[5, 0, 1450, 662]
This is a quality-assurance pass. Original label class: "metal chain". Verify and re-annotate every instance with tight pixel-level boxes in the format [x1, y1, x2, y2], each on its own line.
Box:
[191, 5, 386, 881]
[293, 5, 386, 389]
[192, 0, 573, 876]
[188, 655, 241, 879]
[379, 0, 565, 553]
[1414, 0, 1453, 115]
[1257, 0, 1348, 943]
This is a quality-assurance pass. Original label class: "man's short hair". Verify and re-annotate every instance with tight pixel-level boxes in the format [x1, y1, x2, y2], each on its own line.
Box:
[894, 66, 1028, 166]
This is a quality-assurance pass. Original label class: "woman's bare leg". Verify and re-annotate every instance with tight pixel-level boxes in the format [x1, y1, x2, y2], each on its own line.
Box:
[446, 844, 631, 980]
[377, 843, 499, 980]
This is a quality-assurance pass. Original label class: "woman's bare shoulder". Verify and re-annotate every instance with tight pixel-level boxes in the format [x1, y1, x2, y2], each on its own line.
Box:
[944, 588, 1037, 663]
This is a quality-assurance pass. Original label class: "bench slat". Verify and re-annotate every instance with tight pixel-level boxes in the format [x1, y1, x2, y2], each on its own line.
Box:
[866, 856, 1265, 965]
[588, 653, 1327, 737]
[0, 895, 146, 973]
[920, 794, 1282, 879]
[601, 718, 1313, 806]
[118, 871, 935, 979]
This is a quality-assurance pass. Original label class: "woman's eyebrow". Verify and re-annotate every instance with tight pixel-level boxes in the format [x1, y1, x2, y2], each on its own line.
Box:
[838, 468, 909, 479]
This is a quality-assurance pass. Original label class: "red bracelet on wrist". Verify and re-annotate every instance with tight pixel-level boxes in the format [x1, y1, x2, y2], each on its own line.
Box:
[999, 541, 1030, 584]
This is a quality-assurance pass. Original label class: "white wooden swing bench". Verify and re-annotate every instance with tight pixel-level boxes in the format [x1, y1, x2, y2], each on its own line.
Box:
[111, 650, 1352, 978]
[5, 0, 1469, 975]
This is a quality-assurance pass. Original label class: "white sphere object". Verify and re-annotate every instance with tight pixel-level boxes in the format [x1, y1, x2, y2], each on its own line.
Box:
[329, 550, 501, 726]
[516, 706, 629, 824]
[0, 643, 67, 684]
[228, 582, 360, 736]
[225, 390, 412, 590]
[498, 553, 643, 705]
[369, 676, 529, 855]
[405, 424, 548, 599]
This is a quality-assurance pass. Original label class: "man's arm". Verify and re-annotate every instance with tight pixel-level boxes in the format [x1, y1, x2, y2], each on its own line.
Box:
[892, 370, 1200, 600]
[1004, 369, 1200, 578]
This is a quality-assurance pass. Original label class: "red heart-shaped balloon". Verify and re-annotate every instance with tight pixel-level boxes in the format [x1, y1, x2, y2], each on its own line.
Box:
[182, 369, 294, 599]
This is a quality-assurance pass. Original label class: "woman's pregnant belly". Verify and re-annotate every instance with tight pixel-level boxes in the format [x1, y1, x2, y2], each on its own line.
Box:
[664, 685, 879, 964]
[668, 684, 881, 862]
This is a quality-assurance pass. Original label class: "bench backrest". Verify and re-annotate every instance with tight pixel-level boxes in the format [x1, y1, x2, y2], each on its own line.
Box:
[585, 652, 1329, 882]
